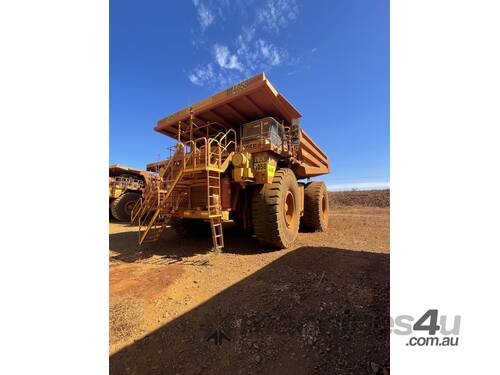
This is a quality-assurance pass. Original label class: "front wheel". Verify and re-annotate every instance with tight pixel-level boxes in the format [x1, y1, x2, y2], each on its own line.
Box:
[251, 168, 300, 248]
[110, 192, 141, 222]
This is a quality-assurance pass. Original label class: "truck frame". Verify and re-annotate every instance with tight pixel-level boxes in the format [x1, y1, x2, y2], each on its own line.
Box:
[131, 73, 330, 250]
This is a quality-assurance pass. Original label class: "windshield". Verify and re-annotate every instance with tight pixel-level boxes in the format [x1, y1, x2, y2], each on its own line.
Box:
[242, 122, 264, 139]
[241, 118, 283, 147]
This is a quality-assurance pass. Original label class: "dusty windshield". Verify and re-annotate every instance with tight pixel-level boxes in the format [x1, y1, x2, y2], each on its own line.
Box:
[242, 119, 283, 147]
[242, 122, 267, 139]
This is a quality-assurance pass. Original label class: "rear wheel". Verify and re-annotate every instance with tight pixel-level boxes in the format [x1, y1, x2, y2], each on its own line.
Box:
[110, 192, 141, 222]
[302, 181, 329, 231]
[251, 168, 300, 248]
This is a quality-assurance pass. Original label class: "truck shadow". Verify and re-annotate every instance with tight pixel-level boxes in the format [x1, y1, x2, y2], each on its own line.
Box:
[110, 246, 390, 375]
[109, 222, 270, 261]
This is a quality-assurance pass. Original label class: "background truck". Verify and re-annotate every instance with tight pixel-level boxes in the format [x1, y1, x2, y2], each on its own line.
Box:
[109, 165, 158, 221]
[132, 73, 330, 250]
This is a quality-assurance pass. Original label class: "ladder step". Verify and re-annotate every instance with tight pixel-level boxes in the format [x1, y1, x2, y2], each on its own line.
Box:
[210, 215, 224, 250]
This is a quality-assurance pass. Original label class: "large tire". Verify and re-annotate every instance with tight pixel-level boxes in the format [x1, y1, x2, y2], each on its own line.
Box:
[109, 204, 115, 220]
[251, 168, 300, 248]
[302, 181, 329, 231]
[110, 192, 141, 222]
[170, 218, 210, 237]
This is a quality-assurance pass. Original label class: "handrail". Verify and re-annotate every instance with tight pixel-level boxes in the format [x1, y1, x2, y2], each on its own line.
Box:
[210, 131, 225, 141]
[138, 166, 186, 244]
[130, 197, 143, 223]
[160, 143, 183, 179]
[132, 143, 184, 225]
[222, 140, 236, 154]
[207, 137, 222, 168]
[131, 179, 158, 224]
[179, 128, 237, 169]
[218, 129, 237, 147]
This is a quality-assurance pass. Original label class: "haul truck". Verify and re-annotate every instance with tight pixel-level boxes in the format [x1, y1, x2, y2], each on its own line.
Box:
[132, 73, 330, 250]
[109, 165, 158, 221]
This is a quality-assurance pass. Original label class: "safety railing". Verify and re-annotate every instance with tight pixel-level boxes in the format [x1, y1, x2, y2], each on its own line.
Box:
[182, 129, 236, 170]
[219, 129, 237, 155]
[184, 137, 220, 169]
[131, 182, 158, 225]
[133, 129, 236, 226]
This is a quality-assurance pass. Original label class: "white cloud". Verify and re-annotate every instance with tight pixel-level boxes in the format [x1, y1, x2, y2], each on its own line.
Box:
[187, 0, 299, 88]
[188, 62, 244, 88]
[327, 181, 390, 192]
[214, 44, 244, 71]
[257, 0, 299, 32]
[192, 0, 234, 30]
[241, 25, 256, 43]
[188, 64, 215, 86]
[256, 39, 282, 66]
[189, 38, 286, 88]
[192, 0, 216, 30]
[235, 32, 285, 71]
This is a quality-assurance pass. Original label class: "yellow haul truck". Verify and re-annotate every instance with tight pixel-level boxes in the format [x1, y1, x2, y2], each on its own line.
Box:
[109, 165, 158, 221]
[132, 73, 330, 250]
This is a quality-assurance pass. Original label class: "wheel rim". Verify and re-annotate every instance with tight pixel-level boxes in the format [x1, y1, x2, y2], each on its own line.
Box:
[284, 190, 296, 228]
[321, 192, 328, 223]
[124, 200, 136, 216]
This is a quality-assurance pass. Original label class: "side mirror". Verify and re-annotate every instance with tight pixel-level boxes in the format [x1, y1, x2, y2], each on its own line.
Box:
[291, 118, 301, 145]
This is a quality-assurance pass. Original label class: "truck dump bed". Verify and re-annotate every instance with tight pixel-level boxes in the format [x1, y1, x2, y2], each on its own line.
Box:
[109, 164, 157, 184]
[109, 164, 146, 177]
[155, 73, 329, 178]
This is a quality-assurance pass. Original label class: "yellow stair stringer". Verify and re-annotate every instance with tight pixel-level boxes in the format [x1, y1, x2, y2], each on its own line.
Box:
[131, 187, 155, 225]
[139, 208, 162, 244]
[158, 145, 179, 179]
[132, 144, 183, 226]
[220, 152, 234, 172]
[138, 168, 185, 245]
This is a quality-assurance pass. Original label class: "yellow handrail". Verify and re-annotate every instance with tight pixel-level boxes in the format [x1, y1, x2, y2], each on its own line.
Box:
[218, 129, 237, 148]
[159, 128, 237, 172]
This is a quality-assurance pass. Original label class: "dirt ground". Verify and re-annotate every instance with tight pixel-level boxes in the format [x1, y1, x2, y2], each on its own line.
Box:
[109, 190, 390, 375]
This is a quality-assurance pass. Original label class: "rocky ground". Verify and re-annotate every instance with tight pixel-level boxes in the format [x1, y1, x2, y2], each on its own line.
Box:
[109, 190, 390, 374]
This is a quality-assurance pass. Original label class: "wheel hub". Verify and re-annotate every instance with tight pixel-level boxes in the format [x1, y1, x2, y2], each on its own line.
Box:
[124, 200, 136, 216]
[284, 190, 296, 228]
[321, 193, 328, 222]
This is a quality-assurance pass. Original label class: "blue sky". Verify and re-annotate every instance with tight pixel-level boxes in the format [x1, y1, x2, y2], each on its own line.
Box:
[110, 0, 389, 190]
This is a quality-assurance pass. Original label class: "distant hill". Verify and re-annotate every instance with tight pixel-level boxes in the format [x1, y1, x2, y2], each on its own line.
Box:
[328, 189, 390, 208]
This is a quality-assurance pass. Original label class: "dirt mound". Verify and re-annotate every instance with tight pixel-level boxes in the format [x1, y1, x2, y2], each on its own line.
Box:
[329, 189, 390, 208]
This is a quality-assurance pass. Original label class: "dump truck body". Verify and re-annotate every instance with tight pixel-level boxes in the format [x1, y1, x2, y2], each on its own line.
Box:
[155, 73, 329, 178]
[135, 73, 330, 250]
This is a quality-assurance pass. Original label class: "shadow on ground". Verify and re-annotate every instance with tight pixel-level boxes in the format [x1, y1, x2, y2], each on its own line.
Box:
[109, 222, 278, 261]
[110, 246, 389, 375]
